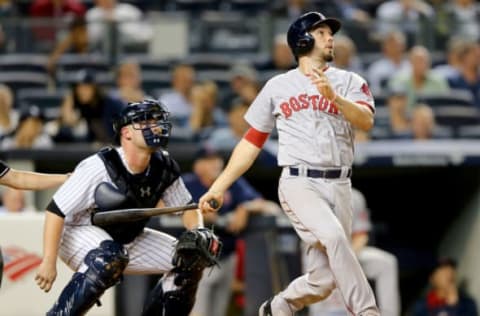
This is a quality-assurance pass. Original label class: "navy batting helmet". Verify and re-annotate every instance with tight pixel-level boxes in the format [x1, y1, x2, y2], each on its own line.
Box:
[287, 11, 341, 57]
[113, 99, 172, 148]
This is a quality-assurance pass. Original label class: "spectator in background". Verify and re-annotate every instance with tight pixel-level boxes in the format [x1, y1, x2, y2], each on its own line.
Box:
[271, 0, 317, 20]
[446, 0, 480, 41]
[48, 69, 124, 143]
[86, 0, 152, 51]
[432, 36, 466, 80]
[388, 45, 450, 111]
[337, 0, 372, 24]
[184, 146, 279, 316]
[207, 100, 250, 152]
[412, 257, 478, 316]
[222, 62, 260, 111]
[307, 187, 401, 316]
[257, 33, 295, 71]
[159, 63, 196, 124]
[0, 187, 35, 214]
[410, 103, 436, 140]
[189, 81, 227, 140]
[387, 87, 411, 136]
[29, 0, 85, 18]
[0, 84, 19, 138]
[375, 0, 434, 42]
[0, 0, 16, 53]
[109, 59, 146, 104]
[366, 31, 410, 94]
[332, 34, 364, 76]
[447, 41, 480, 108]
[29, 0, 86, 46]
[0, 105, 53, 149]
[206, 99, 277, 166]
[47, 16, 90, 76]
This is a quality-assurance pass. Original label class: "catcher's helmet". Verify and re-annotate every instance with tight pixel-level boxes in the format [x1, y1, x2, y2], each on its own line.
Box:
[113, 100, 172, 148]
[287, 11, 341, 57]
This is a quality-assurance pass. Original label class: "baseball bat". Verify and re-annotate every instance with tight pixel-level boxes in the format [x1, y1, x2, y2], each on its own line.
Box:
[92, 203, 199, 226]
[92, 199, 220, 226]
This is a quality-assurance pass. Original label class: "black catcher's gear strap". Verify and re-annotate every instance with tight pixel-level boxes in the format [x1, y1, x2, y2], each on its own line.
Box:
[173, 228, 222, 272]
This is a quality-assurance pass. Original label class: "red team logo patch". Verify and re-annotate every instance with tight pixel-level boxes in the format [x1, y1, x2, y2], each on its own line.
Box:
[2, 246, 42, 282]
[361, 83, 372, 97]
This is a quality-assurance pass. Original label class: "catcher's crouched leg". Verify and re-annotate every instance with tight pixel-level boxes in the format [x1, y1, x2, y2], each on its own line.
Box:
[47, 240, 129, 316]
[141, 228, 221, 316]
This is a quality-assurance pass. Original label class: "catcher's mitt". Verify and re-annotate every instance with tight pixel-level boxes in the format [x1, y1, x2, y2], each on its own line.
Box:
[172, 228, 222, 272]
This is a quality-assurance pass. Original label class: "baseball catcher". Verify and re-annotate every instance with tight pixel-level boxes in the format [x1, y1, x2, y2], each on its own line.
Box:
[35, 100, 221, 316]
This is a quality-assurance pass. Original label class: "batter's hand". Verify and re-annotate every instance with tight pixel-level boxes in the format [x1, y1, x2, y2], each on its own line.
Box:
[35, 259, 57, 293]
[199, 191, 223, 213]
[308, 68, 336, 102]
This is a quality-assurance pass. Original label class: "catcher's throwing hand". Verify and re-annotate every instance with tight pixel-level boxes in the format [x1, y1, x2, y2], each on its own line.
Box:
[199, 190, 223, 213]
[35, 259, 57, 293]
[308, 67, 337, 102]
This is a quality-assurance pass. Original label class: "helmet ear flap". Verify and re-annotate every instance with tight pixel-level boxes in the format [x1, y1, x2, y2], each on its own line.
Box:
[295, 32, 315, 55]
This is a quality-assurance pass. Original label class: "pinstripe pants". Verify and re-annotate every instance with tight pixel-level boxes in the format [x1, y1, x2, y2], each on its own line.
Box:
[59, 225, 176, 274]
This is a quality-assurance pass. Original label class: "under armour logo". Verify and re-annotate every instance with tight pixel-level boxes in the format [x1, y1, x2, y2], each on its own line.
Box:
[140, 186, 151, 197]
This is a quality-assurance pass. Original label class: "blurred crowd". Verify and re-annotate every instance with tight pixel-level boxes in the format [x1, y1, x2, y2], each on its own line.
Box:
[0, 0, 478, 152]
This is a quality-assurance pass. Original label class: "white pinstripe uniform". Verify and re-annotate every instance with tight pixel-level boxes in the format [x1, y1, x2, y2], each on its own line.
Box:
[245, 66, 378, 314]
[52, 147, 192, 274]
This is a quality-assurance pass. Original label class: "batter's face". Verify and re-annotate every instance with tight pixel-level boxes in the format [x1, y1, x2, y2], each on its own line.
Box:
[310, 24, 334, 62]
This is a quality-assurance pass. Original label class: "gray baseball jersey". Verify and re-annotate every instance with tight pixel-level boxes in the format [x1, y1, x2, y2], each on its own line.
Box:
[245, 66, 375, 168]
[53, 147, 192, 274]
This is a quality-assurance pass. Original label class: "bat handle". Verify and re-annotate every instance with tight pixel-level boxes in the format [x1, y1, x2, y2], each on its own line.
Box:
[208, 199, 219, 209]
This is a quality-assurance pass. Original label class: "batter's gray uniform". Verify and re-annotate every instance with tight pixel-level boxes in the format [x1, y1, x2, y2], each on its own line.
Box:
[245, 66, 377, 314]
[53, 147, 191, 275]
[307, 188, 400, 316]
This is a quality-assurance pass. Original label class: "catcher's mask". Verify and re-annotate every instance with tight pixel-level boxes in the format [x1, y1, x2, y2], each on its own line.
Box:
[113, 100, 172, 148]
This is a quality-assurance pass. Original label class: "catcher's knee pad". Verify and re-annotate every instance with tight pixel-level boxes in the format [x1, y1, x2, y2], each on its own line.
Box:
[47, 240, 129, 316]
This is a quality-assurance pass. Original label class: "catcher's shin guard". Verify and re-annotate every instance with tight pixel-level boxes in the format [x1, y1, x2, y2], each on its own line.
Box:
[142, 228, 221, 316]
[47, 240, 128, 316]
[141, 270, 203, 316]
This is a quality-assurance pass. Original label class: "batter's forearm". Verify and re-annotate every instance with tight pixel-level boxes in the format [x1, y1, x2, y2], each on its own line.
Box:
[42, 211, 65, 261]
[183, 209, 204, 230]
[210, 139, 261, 193]
[335, 95, 374, 131]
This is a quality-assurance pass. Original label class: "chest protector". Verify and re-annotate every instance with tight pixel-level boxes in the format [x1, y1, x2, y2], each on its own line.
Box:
[96, 146, 180, 243]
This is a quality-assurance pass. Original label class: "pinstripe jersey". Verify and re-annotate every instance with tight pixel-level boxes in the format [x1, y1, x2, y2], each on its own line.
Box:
[245, 66, 375, 168]
[0, 160, 10, 178]
[51, 147, 192, 226]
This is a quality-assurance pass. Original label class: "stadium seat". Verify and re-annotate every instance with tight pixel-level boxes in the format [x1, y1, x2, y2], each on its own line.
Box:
[226, 0, 269, 12]
[0, 72, 49, 94]
[432, 105, 480, 127]
[417, 90, 474, 107]
[0, 54, 48, 73]
[183, 53, 233, 70]
[169, 0, 219, 11]
[141, 71, 172, 95]
[56, 54, 110, 73]
[16, 88, 66, 120]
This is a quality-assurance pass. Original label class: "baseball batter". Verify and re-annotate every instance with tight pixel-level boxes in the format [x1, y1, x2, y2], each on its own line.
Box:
[199, 11, 379, 316]
[34, 100, 220, 316]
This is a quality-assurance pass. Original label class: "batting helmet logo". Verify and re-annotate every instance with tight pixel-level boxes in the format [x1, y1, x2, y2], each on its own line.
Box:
[287, 11, 342, 57]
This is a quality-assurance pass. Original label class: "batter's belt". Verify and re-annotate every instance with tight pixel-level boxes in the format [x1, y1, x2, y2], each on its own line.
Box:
[288, 166, 352, 179]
